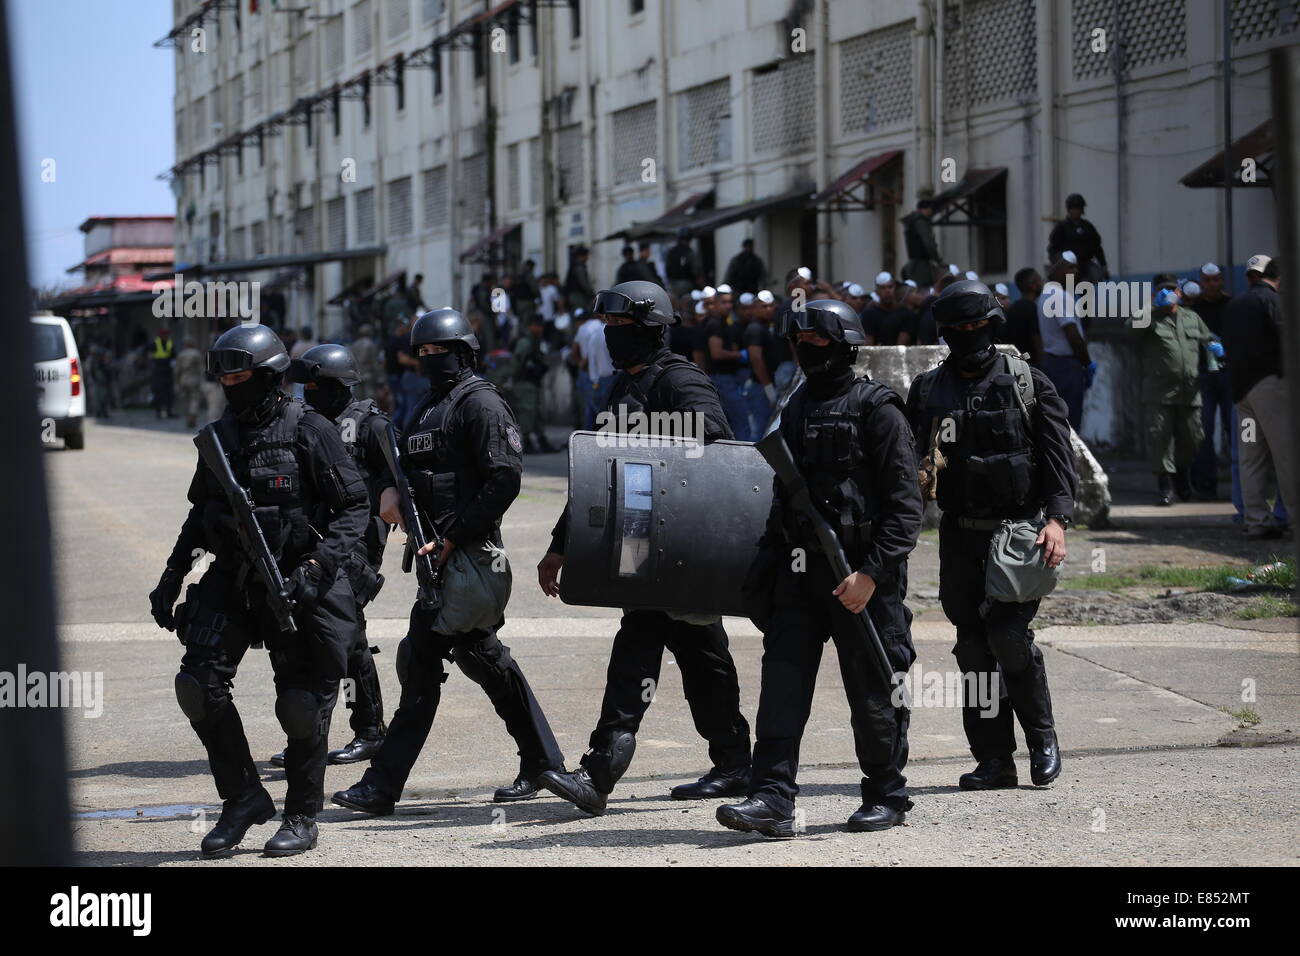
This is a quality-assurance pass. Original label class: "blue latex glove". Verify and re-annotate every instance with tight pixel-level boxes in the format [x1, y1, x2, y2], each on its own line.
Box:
[1084, 360, 1098, 388]
[736, 348, 750, 366]
[1207, 340, 1225, 359]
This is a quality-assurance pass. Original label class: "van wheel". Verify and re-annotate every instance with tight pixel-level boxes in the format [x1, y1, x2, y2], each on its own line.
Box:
[65, 430, 85, 450]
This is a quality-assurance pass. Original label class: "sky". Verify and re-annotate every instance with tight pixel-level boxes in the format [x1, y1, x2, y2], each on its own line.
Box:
[13, 0, 175, 289]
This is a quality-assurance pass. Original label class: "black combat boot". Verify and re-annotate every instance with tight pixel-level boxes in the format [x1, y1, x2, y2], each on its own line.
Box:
[494, 773, 542, 802]
[331, 780, 396, 816]
[958, 756, 1019, 790]
[264, 814, 318, 857]
[670, 766, 751, 800]
[1156, 472, 1173, 506]
[538, 767, 607, 816]
[846, 803, 907, 832]
[200, 787, 276, 858]
[1173, 468, 1193, 502]
[716, 797, 797, 839]
[1029, 732, 1062, 786]
[269, 750, 285, 768]
[327, 736, 384, 764]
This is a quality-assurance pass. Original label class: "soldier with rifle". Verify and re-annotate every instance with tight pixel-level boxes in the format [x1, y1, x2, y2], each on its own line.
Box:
[332, 308, 565, 816]
[717, 299, 923, 838]
[148, 324, 370, 857]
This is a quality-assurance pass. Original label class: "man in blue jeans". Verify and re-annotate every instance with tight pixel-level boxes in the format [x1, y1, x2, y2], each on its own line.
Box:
[702, 284, 752, 440]
[1035, 254, 1091, 432]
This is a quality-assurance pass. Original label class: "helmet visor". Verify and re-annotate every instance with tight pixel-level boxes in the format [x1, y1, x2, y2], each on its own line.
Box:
[286, 358, 318, 384]
[591, 290, 640, 318]
[780, 304, 842, 340]
[207, 348, 255, 376]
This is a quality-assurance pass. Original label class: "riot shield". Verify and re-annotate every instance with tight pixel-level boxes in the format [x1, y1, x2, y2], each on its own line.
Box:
[559, 431, 773, 616]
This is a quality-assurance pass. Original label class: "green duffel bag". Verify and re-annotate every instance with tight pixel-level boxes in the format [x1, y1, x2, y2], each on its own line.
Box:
[432, 540, 513, 635]
[983, 518, 1061, 615]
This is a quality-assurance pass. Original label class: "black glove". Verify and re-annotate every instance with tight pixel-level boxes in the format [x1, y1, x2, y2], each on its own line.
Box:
[281, 560, 325, 612]
[149, 567, 185, 631]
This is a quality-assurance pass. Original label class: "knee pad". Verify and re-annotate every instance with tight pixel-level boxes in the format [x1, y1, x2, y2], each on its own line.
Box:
[174, 671, 209, 722]
[395, 637, 412, 686]
[275, 688, 321, 740]
[451, 636, 512, 686]
[952, 631, 992, 675]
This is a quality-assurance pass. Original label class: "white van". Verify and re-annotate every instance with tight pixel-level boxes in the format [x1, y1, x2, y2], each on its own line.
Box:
[33, 312, 86, 449]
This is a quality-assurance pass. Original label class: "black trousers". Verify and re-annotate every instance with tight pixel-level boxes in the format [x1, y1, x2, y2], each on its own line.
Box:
[343, 607, 385, 740]
[580, 609, 752, 789]
[178, 566, 355, 816]
[750, 555, 914, 816]
[361, 604, 563, 800]
[938, 513, 1056, 761]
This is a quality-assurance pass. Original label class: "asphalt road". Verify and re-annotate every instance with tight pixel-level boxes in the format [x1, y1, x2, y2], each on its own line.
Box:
[44, 415, 1300, 866]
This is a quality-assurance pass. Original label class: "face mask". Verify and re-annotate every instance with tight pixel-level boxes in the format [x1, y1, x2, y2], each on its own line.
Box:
[419, 351, 464, 390]
[223, 371, 276, 415]
[605, 323, 662, 369]
[304, 380, 352, 419]
[795, 340, 851, 379]
[942, 325, 996, 373]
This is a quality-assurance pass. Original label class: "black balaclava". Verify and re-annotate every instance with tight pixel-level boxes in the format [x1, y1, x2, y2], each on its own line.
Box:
[605, 322, 663, 369]
[304, 379, 353, 419]
[225, 368, 282, 421]
[419, 346, 468, 394]
[942, 323, 997, 374]
[795, 338, 855, 397]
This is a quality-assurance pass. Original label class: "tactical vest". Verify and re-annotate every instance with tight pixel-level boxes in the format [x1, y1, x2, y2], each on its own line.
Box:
[919, 354, 1039, 519]
[518, 340, 547, 385]
[776, 378, 898, 564]
[337, 398, 389, 569]
[607, 353, 696, 419]
[205, 399, 313, 572]
[402, 374, 500, 544]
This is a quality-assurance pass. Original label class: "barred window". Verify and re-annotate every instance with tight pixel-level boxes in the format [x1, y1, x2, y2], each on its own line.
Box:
[944, 0, 1037, 112]
[324, 16, 344, 73]
[611, 101, 658, 186]
[293, 35, 315, 90]
[1071, 0, 1185, 81]
[840, 22, 914, 134]
[506, 142, 521, 210]
[230, 73, 244, 128]
[387, 0, 410, 39]
[354, 0, 373, 56]
[1232, 0, 1300, 46]
[528, 137, 542, 207]
[555, 124, 584, 203]
[251, 221, 266, 256]
[750, 55, 815, 156]
[461, 153, 488, 227]
[228, 226, 246, 261]
[423, 166, 448, 229]
[355, 187, 375, 243]
[387, 175, 413, 237]
[423, 0, 445, 23]
[249, 62, 263, 117]
[191, 95, 206, 145]
[327, 196, 347, 249]
[294, 204, 316, 253]
[677, 79, 731, 172]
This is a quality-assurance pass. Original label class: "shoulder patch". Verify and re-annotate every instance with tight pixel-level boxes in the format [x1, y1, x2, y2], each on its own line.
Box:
[505, 424, 523, 453]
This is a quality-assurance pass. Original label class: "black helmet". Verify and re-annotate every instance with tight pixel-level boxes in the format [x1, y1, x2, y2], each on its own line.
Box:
[591, 280, 679, 326]
[288, 343, 361, 387]
[410, 307, 480, 354]
[676, 226, 691, 240]
[780, 298, 867, 345]
[932, 279, 1006, 331]
[207, 323, 290, 376]
[1065, 192, 1086, 209]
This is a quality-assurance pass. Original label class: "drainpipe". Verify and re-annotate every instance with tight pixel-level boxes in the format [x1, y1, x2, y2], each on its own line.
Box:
[815, 0, 832, 274]
[1222, 0, 1234, 291]
[1112, 0, 1125, 276]
[935, 0, 945, 188]
[915, 1, 935, 196]
[1037, 0, 1057, 269]
[448, 0, 462, 304]
[658, 0, 671, 216]
[540, 2, 556, 271]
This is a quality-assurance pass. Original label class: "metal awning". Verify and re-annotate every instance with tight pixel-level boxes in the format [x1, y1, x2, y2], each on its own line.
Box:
[460, 222, 521, 263]
[1180, 120, 1273, 189]
[608, 187, 809, 240]
[144, 245, 387, 280]
[930, 167, 1008, 227]
[602, 190, 715, 241]
[808, 150, 903, 211]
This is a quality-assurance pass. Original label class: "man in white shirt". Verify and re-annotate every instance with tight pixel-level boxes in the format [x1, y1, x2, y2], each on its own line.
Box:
[573, 311, 615, 430]
[1036, 253, 1092, 430]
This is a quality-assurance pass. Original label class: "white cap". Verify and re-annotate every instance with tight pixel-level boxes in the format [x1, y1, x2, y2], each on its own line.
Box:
[847, 283, 865, 297]
[1182, 281, 1202, 297]
[965, 271, 979, 281]
[1201, 262, 1221, 277]
[869, 291, 880, 303]
[1061, 251, 1078, 265]
[903, 279, 918, 288]
[874, 271, 893, 286]
[948, 264, 961, 276]
[1246, 253, 1272, 274]
[690, 289, 703, 301]
[756, 290, 775, 304]
[716, 283, 733, 295]
[701, 285, 717, 298]
[738, 292, 755, 306]
[695, 301, 706, 315]
[796, 266, 812, 281]
[994, 282, 1010, 296]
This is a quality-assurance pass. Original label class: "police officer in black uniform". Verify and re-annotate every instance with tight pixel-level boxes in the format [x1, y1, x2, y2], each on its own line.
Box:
[717, 300, 923, 838]
[285, 344, 394, 764]
[149, 324, 370, 857]
[536, 280, 752, 815]
[332, 309, 565, 814]
[904, 280, 1075, 790]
